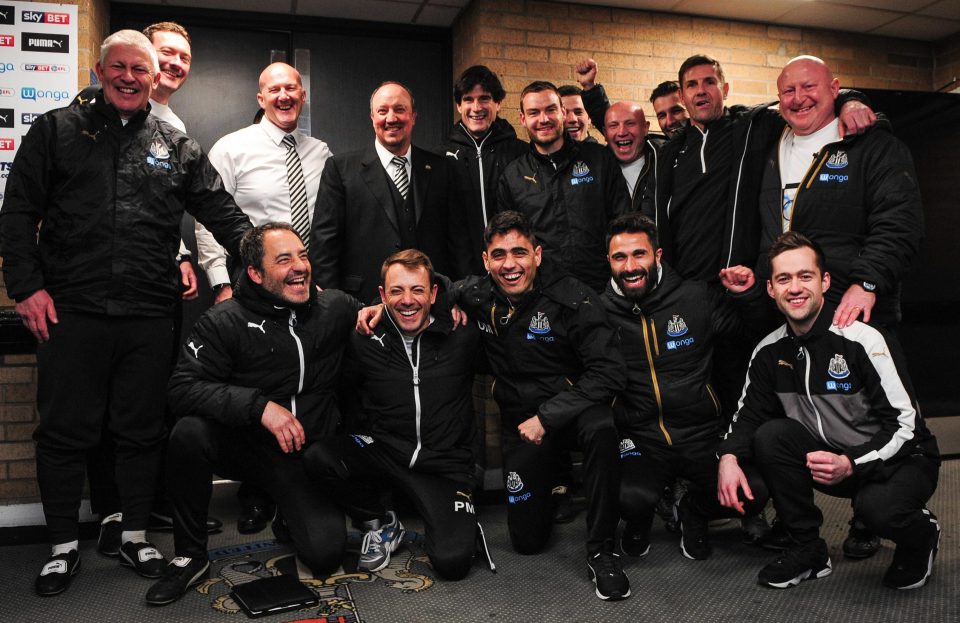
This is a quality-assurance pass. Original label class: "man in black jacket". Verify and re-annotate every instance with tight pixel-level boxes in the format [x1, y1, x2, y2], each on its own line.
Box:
[453, 211, 630, 601]
[718, 233, 940, 590]
[307, 249, 483, 580]
[0, 30, 252, 597]
[146, 224, 356, 605]
[444, 66, 528, 275]
[497, 81, 631, 293]
[311, 81, 469, 304]
[602, 214, 769, 561]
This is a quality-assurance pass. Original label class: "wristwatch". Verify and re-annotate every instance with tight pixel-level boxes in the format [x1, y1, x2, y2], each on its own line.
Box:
[861, 281, 876, 292]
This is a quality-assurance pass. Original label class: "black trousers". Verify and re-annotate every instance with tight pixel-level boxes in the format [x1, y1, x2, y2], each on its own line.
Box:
[167, 417, 345, 575]
[305, 435, 478, 581]
[35, 313, 172, 543]
[500, 404, 620, 556]
[619, 436, 768, 525]
[753, 418, 939, 547]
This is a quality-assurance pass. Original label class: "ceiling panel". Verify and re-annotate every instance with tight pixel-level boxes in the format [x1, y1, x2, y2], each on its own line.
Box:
[870, 14, 960, 39]
[296, 0, 419, 21]
[775, 4, 902, 32]
[673, 0, 806, 23]
[417, 5, 462, 26]
[919, 0, 960, 20]
[835, 0, 939, 10]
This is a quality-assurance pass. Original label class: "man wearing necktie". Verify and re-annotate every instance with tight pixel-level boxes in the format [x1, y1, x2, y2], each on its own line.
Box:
[195, 62, 332, 305]
[311, 81, 469, 304]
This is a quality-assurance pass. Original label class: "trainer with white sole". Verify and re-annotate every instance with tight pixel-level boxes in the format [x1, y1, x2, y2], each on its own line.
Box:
[718, 233, 941, 591]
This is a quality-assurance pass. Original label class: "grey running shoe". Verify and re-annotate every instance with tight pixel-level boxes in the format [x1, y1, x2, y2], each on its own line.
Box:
[358, 511, 405, 573]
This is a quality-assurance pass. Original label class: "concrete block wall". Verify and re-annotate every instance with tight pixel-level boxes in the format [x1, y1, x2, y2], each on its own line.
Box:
[452, 0, 948, 139]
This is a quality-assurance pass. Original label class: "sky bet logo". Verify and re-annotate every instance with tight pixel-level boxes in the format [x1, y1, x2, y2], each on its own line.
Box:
[23, 63, 69, 73]
[21, 32, 69, 53]
[22, 87, 70, 103]
[22, 10, 70, 24]
[0, 138, 14, 151]
[0, 34, 13, 47]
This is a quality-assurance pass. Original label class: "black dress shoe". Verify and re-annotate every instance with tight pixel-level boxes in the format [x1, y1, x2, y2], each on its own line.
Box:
[149, 511, 223, 534]
[238, 504, 273, 534]
[271, 510, 291, 544]
[35, 550, 80, 596]
[120, 541, 168, 579]
[145, 557, 210, 606]
[97, 513, 123, 557]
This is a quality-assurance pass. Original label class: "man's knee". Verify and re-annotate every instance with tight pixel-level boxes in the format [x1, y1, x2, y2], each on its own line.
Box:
[753, 418, 809, 464]
[429, 547, 473, 581]
[303, 439, 349, 482]
[619, 480, 660, 520]
[168, 417, 216, 458]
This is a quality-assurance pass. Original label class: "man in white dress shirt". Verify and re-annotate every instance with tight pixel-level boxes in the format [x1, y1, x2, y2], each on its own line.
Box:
[196, 62, 332, 304]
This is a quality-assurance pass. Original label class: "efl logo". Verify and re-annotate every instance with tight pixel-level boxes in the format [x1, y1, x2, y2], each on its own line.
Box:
[21, 32, 69, 53]
[0, 87, 13, 97]
[0, 108, 13, 129]
[0, 5, 14, 26]
[0, 138, 14, 150]
[0, 34, 13, 47]
[21, 10, 70, 24]
[22, 63, 69, 73]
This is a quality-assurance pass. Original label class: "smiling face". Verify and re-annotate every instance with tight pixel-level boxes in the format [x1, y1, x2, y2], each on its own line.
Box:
[483, 229, 542, 302]
[257, 63, 305, 134]
[371, 83, 417, 155]
[380, 263, 437, 337]
[247, 229, 311, 305]
[767, 246, 831, 335]
[604, 102, 649, 164]
[95, 43, 159, 119]
[777, 58, 840, 137]
[520, 89, 565, 154]
[561, 93, 591, 141]
[457, 84, 500, 138]
[608, 231, 661, 301]
[680, 63, 728, 129]
[652, 91, 687, 138]
[150, 30, 191, 104]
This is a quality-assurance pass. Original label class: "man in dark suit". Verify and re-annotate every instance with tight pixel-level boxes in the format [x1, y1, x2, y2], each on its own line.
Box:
[311, 81, 467, 304]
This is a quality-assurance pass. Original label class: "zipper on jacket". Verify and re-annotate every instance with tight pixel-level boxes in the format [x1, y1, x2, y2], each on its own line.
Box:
[801, 346, 830, 445]
[706, 383, 721, 417]
[465, 129, 492, 227]
[287, 310, 305, 418]
[725, 118, 754, 268]
[640, 313, 672, 445]
[784, 135, 830, 231]
[649, 139, 659, 217]
[697, 127, 709, 173]
[386, 312, 425, 468]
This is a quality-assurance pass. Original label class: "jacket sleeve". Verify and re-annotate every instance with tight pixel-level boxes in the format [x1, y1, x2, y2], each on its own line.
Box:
[846, 132, 923, 294]
[182, 142, 252, 261]
[310, 156, 345, 290]
[602, 148, 632, 221]
[537, 294, 627, 430]
[718, 338, 784, 459]
[0, 115, 55, 301]
[441, 158, 474, 280]
[581, 84, 610, 133]
[167, 310, 270, 427]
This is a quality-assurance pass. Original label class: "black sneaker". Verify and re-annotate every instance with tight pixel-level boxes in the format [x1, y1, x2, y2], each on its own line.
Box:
[676, 495, 711, 560]
[35, 550, 80, 597]
[882, 509, 940, 590]
[757, 518, 792, 550]
[587, 551, 631, 601]
[145, 557, 210, 606]
[842, 517, 881, 559]
[237, 503, 274, 534]
[552, 486, 581, 524]
[619, 520, 651, 557]
[149, 511, 222, 534]
[758, 539, 832, 588]
[120, 541, 167, 579]
[97, 512, 122, 557]
[741, 510, 771, 544]
[271, 508, 291, 544]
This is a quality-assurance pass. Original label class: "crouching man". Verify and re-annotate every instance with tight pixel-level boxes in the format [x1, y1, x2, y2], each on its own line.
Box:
[146, 224, 357, 605]
[718, 232, 940, 590]
[307, 249, 483, 580]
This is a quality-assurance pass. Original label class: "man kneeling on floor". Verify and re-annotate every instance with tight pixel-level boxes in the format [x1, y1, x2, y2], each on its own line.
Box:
[718, 232, 941, 590]
[146, 223, 357, 605]
[307, 249, 484, 580]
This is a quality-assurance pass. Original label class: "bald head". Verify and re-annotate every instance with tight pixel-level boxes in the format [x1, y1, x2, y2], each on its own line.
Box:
[257, 62, 305, 133]
[604, 101, 650, 164]
[777, 56, 840, 136]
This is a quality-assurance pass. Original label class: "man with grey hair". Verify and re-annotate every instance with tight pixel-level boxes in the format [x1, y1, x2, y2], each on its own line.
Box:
[0, 29, 251, 597]
[311, 81, 468, 304]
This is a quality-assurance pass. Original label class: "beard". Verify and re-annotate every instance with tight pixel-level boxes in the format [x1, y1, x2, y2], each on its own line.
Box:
[614, 267, 656, 303]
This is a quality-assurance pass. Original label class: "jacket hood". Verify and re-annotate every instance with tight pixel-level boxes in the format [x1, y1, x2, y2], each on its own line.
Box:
[448, 116, 520, 148]
[234, 270, 313, 318]
[604, 261, 679, 315]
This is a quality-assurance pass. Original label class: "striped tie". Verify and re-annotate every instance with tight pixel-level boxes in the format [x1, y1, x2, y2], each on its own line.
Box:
[282, 134, 310, 250]
[391, 156, 409, 200]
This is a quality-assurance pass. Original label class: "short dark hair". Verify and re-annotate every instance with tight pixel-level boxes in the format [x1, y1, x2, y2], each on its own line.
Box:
[557, 85, 582, 98]
[678, 54, 725, 86]
[143, 21, 191, 45]
[454, 65, 506, 104]
[767, 231, 825, 275]
[606, 213, 659, 250]
[240, 222, 300, 271]
[519, 81, 560, 109]
[370, 81, 416, 112]
[380, 248, 435, 284]
[649, 81, 680, 103]
[483, 210, 538, 248]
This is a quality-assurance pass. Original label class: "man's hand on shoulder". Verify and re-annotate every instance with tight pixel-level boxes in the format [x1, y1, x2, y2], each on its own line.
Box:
[213, 284, 234, 305]
[261, 401, 305, 453]
[807, 450, 853, 485]
[832, 283, 876, 328]
[575, 58, 598, 90]
[15, 289, 58, 343]
[356, 304, 383, 336]
[838, 100, 877, 138]
[719, 265, 756, 294]
[717, 454, 753, 515]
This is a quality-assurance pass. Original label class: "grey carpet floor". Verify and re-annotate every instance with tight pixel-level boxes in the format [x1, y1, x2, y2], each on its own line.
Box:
[1, 460, 956, 623]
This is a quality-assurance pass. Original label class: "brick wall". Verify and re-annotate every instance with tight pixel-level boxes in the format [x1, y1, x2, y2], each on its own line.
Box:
[0, 0, 108, 506]
[452, 0, 949, 138]
[934, 33, 960, 93]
